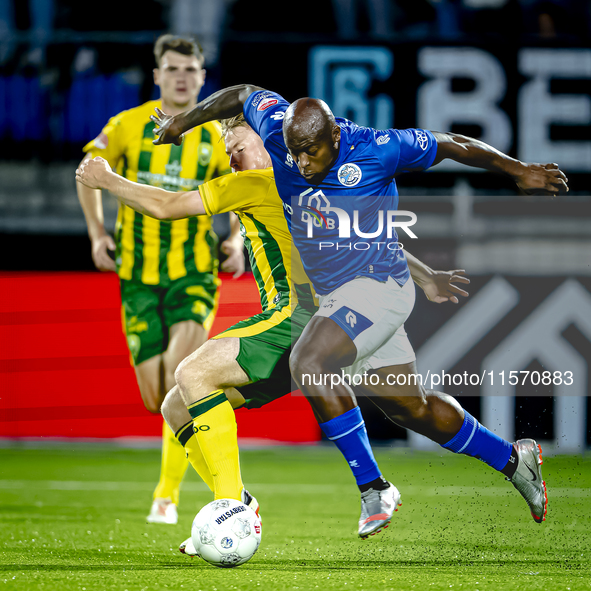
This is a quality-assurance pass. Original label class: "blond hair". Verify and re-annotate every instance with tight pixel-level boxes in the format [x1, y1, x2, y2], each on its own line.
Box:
[220, 113, 251, 137]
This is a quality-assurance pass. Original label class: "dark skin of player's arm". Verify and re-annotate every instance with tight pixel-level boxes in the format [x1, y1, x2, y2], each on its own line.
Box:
[152, 84, 264, 145]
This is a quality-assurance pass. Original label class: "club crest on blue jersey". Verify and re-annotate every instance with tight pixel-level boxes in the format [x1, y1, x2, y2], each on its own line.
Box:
[337, 163, 362, 187]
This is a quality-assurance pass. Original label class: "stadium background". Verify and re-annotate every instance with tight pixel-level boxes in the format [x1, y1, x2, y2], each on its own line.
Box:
[0, 0, 590, 452]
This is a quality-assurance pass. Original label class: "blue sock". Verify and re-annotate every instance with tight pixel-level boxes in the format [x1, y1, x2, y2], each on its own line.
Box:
[319, 406, 381, 486]
[442, 411, 512, 472]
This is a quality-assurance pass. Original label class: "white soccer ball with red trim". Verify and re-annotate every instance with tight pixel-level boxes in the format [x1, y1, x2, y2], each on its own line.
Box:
[191, 499, 262, 568]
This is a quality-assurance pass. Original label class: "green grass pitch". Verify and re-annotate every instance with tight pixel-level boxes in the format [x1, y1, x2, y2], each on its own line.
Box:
[0, 445, 590, 591]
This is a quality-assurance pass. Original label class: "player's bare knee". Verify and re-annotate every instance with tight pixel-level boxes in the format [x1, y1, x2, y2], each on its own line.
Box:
[161, 386, 188, 428]
[174, 356, 194, 393]
[160, 388, 176, 422]
[290, 346, 331, 381]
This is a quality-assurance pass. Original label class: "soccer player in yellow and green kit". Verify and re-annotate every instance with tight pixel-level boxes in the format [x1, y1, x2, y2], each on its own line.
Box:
[75, 35, 243, 525]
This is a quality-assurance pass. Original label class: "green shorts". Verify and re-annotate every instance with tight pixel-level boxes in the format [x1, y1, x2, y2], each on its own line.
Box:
[213, 297, 315, 409]
[121, 273, 220, 365]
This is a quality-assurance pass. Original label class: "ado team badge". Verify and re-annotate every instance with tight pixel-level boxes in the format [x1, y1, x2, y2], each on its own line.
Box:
[337, 163, 362, 187]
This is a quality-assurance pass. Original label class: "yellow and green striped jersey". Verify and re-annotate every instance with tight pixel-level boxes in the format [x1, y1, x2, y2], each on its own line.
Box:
[200, 168, 316, 312]
[83, 100, 230, 285]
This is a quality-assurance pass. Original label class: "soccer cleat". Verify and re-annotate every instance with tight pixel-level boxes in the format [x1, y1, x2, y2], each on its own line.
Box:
[509, 439, 548, 523]
[241, 488, 260, 518]
[146, 498, 178, 525]
[179, 536, 200, 557]
[358, 482, 401, 539]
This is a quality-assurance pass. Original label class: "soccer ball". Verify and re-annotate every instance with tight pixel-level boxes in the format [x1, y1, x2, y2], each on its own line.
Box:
[191, 498, 262, 568]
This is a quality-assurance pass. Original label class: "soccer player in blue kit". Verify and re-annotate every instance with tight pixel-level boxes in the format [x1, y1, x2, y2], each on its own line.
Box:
[153, 85, 569, 531]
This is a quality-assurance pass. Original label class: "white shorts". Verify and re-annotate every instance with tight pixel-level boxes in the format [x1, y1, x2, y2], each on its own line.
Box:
[316, 275, 416, 376]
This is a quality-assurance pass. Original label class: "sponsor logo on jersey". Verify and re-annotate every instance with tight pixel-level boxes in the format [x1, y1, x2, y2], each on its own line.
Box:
[165, 160, 182, 177]
[251, 91, 273, 108]
[94, 132, 109, 150]
[136, 171, 203, 190]
[376, 135, 390, 146]
[258, 98, 278, 111]
[214, 505, 247, 525]
[416, 130, 429, 151]
[303, 205, 327, 229]
[337, 163, 362, 187]
[220, 537, 234, 549]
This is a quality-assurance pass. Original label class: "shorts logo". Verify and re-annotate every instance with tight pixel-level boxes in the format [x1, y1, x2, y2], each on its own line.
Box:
[126, 334, 141, 362]
[337, 163, 362, 187]
[416, 130, 428, 151]
[345, 311, 357, 327]
[330, 306, 373, 340]
[376, 135, 390, 146]
[94, 132, 109, 150]
[220, 537, 233, 549]
[258, 98, 278, 111]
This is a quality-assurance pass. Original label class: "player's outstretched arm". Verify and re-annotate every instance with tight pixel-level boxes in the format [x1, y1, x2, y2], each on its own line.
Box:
[405, 249, 469, 304]
[431, 132, 569, 196]
[76, 157, 206, 220]
[152, 84, 264, 146]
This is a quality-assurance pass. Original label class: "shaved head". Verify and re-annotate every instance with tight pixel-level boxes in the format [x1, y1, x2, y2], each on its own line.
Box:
[284, 98, 335, 140]
[283, 98, 341, 184]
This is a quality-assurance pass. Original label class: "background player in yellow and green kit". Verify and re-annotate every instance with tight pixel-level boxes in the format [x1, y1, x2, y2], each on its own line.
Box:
[77, 114, 471, 541]
[75, 35, 244, 525]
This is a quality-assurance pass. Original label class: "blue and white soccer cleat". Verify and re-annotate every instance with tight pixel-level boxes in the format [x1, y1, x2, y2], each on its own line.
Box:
[358, 482, 401, 539]
[509, 439, 548, 523]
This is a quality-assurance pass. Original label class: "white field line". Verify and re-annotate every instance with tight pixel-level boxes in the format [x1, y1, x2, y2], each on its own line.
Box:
[0, 480, 589, 497]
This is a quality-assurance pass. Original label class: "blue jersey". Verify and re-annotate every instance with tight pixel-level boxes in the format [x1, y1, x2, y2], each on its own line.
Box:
[244, 91, 438, 295]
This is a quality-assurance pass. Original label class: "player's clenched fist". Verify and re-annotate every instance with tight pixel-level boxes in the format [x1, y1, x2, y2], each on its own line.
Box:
[75, 156, 111, 189]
